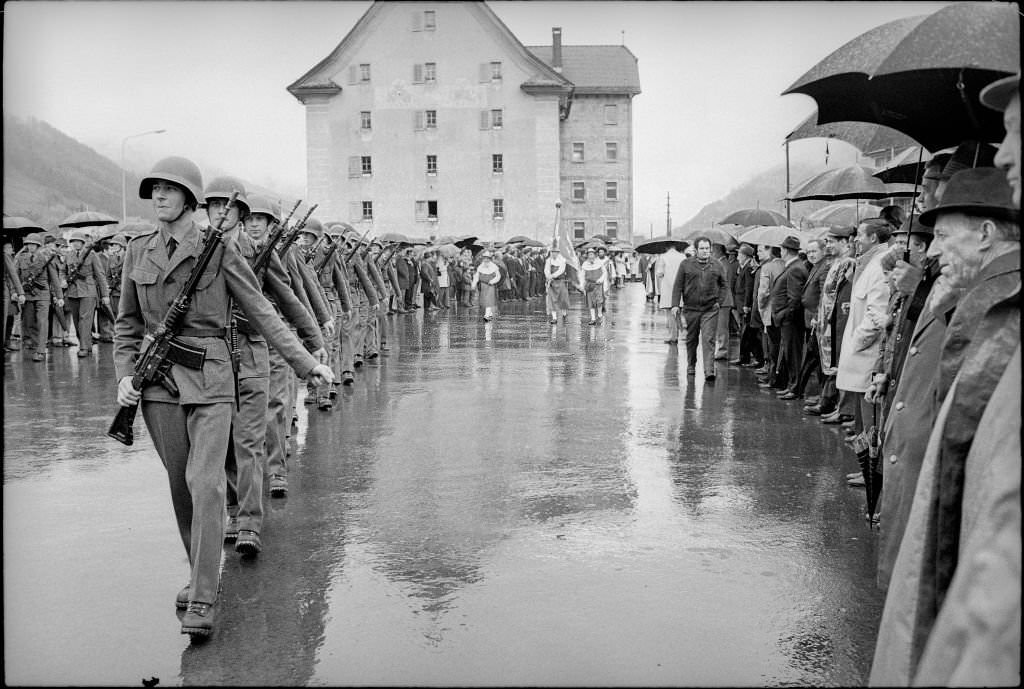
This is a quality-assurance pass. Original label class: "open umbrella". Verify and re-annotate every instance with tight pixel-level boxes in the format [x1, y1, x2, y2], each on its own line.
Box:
[378, 231, 411, 244]
[873, 145, 936, 184]
[454, 235, 479, 249]
[635, 236, 688, 254]
[785, 110, 920, 153]
[589, 233, 612, 243]
[436, 243, 460, 258]
[58, 210, 119, 228]
[738, 225, 802, 248]
[678, 226, 738, 248]
[505, 234, 532, 244]
[788, 165, 919, 202]
[3, 216, 46, 240]
[782, 2, 1019, 151]
[118, 221, 157, 237]
[802, 202, 881, 228]
[720, 208, 793, 228]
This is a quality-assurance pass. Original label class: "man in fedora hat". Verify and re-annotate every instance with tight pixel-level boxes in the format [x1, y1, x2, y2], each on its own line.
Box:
[769, 234, 809, 398]
[871, 167, 1019, 685]
[981, 73, 1020, 207]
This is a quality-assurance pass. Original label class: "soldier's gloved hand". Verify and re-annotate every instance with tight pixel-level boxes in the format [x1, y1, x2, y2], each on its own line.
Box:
[312, 347, 329, 365]
[117, 375, 142, 407]
[308, 363, 334, 387]
[322, 320, 336, 339]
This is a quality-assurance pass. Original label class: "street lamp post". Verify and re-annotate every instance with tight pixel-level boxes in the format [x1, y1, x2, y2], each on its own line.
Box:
[121, 129, 167, 221]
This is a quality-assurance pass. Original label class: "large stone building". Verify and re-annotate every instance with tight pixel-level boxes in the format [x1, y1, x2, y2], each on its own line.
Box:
[287, 1, 640, 243]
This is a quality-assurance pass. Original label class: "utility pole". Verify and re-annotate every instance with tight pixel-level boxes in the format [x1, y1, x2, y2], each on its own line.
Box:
[665, 192, 671, 237]
[785, 140, 791, 224]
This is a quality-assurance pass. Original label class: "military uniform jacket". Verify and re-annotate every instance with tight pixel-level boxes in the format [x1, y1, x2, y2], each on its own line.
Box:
[232, 231, 324, 379]
[105, 253, 124, 298]
[349, 255, 379, 306]
[65, 248, 110, 299]
[283, 245, 332, 327]
[15, 249, 63, 302]
[114, 222, 318, 405]
[365, 255, 389, 301]
[312, 244, 352, 312]
[5, 252, 25, 301]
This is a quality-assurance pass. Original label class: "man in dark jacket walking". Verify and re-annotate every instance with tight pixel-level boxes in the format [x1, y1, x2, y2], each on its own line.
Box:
[768, 235, 808, 394]
[671, 237, 727, 381]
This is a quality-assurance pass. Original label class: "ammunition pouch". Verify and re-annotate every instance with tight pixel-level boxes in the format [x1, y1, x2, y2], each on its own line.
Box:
[165, 337, 208, 370]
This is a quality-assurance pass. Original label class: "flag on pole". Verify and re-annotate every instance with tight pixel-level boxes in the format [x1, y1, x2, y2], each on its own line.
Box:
[552, 200, 579, 279]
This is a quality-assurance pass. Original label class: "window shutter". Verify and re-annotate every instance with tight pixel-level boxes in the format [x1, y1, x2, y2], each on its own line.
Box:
[480, 110, 490, 130]
[413, 63, 423, 83]
[414, 110, 425, 131]
[479, 63, 490, 83]
[348, 65, 358, 85]
[348, 156, 361, 178]
[349, 202, 361, 222]
[411, 11, 422, 31]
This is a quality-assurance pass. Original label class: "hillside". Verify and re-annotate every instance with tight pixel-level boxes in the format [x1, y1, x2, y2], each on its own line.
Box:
[3, 116, 286, 231]
[675, 161, 834, 233]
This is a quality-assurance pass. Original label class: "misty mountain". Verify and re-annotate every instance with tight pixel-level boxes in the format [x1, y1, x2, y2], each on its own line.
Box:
[675, 161, 834, 234]
[3, 115, 288, 231]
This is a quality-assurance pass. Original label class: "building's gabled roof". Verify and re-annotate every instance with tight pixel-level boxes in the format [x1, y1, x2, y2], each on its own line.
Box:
[526, 45, 641, 96]
[287, 1, 573, 102]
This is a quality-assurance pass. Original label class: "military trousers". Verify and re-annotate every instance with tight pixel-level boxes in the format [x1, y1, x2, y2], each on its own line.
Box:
[142, 400, 229, 605]
[98, 295, 119, 340]
[225, 375, 269, 534]
[21, 298, 50, 354]
[67, 296, 96, 351]
[265, 346, 291, 481]
[348, 293, 369, 364]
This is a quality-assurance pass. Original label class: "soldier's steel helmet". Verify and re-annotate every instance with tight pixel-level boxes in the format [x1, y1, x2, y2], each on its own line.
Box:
[246, 194, 281, 225]
[108, 234, 128, 248]
[23, 233, 44, 246]
[202, 176, 250, 216]
[301, 218, 325, 238]
[139, 156, 204, 208]
[69, 230, 89, 243]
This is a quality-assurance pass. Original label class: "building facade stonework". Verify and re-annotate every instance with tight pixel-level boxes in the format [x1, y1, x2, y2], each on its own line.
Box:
[288, 1, 640, 243]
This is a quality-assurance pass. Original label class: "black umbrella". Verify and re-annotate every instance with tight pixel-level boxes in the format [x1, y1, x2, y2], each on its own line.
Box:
[3, 216, 46, 240]
[720, 208, 792, 228]
[782, 2, 1019, 151]
[873, 145, 936, 184]
[454, 235, 479, 249]
[635, 236, 688, 254]
[785, 111, 919, 152]
[505, 234, 532, 244]
[58, 210, 119, 228]
[788, 165, 920, 202]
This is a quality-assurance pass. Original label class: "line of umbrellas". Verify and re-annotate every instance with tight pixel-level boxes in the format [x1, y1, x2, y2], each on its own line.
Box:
[3, 211, 154, 242]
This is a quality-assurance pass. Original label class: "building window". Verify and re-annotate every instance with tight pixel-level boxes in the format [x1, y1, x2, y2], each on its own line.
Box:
[360, 111, 372, 130]
[604, 104, 618, 124]
[424, 10, 436, 30]
[359, 63, 371, 83]
[605, 141, 618, 161]
[492, 153, 503, 174]
[426, 155, 437, 175]
[415, 200, 438, 221]
[427, 200, 438, 220]
[362, 201, 373, 221]
[361, 156, 372, 176]
[571, 142, 585, 163]
[490, 61, 502, 80]
[424, 62, 436, 83]
[605, 221, 618, 239]
[573, 221, 586, 240]
[491, 109, 503, 128]
[492, 199, 504, 219]
[571, 181, 585, 202]
[426, 110, 437, 128]
[605, 181, 618, 201]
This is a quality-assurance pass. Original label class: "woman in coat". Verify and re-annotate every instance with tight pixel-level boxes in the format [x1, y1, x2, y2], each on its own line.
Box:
[579, 248, 607, 325]
[544, 246, 571, 324]
[471, 251, 502, 321]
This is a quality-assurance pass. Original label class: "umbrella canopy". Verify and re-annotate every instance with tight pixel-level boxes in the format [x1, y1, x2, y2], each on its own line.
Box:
[505, 234, 532, 244]
[378, 231, 411, 244]
[436, 243, 460, 258]
[719, 208, 793, 228]
[782, 2, 1019, 151]
[788, 165, 919, 202]
[785, 111, 920, 152]
[802, 202, 881, 228]
[635, 236, 688, 254]
[589, 234, 613, 243]
[872, 145, 935, 184]
[520, 238, 545, 248]
[677, 226, 739, 248]
[738, 225, 804, 248]
[454, 235, 479, 249]
[3, 216, 46, 237]
[58, 210, 119, 228]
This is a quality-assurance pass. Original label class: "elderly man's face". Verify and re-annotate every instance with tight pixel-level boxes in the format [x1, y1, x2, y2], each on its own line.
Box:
[805, 243, 823, 264]
[927, 213, 987, 289]
[993, 92, 1021, 206]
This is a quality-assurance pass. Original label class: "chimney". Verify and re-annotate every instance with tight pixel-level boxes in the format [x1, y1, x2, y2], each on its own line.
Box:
[552, 27, 562, 73]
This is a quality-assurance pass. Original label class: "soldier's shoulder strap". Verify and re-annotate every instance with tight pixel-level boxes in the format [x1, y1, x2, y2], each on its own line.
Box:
[128, 228, 158, 244]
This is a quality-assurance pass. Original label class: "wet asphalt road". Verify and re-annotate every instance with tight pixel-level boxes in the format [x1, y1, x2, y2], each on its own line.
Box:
[3, 283, 883, 686]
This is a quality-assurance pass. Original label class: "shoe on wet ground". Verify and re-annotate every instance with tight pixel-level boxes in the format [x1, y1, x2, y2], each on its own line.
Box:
[181, 601, 215, 638]
[328, 383, 338, 400]
[32, 352, 45, 362]
[341, 371, 355, 386]
[847, 475, 866, 487]
[705, 374, 716, 382]
[269, 475, 288, 498]
[176, 585, 190, 610]
[235, 530, 262, 557]
[224, 516, 239, 542]
[317, 396, 333, 411]
[77, 350, 89, 358]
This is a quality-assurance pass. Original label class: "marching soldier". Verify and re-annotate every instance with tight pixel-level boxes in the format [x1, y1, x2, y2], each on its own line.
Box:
[97, 234, 127, 343]
[15, 233, 63, 361]
[114, 156, 332, 638]
[64, 230, 110, 357]
[201, 177, 327, 544]
[338, 225, 380, 365]
[365, 240, 392, 352]
[4, 244, 26, 352]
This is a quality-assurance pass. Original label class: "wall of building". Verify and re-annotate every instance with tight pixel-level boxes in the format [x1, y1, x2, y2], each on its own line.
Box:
[559, 93, 634, 242]
[308, 2, 563, 241]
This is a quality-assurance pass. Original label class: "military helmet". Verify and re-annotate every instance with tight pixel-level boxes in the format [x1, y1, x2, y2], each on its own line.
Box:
[69, 230, 89, 243]
[107, 234, 128, 248]
[23, 233, 44, 246]
[246, 194, 281, 225]
[301, 217, 324, 238]
[202, 176, 250, 216]
[139, 156, 204, 208]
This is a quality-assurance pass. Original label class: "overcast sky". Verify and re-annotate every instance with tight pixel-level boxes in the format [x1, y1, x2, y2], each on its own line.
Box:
[5, 1, 949, 230]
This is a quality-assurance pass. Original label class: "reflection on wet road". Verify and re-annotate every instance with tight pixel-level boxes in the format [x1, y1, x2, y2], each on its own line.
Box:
[3, 285, 882, 685]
